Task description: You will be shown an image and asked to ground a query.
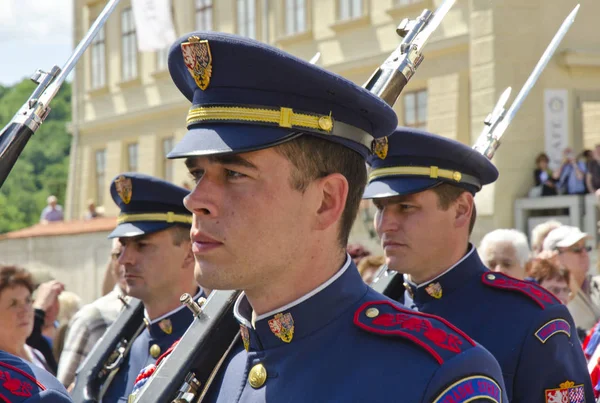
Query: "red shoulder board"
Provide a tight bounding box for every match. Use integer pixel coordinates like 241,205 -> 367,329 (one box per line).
0,361 -> 45,402
354,300 -> 476,365
481,272 -> 560,309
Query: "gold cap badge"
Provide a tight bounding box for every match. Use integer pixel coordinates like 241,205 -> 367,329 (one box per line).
114,176 -> 133,205
425,282 -> 443,299
371,136 -> 389,160
181,36 -> 212,91
158,319 -> 173,335
268,312 -> 294,343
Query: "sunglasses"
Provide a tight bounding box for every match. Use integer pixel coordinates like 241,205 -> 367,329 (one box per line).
557,245 -> 592,254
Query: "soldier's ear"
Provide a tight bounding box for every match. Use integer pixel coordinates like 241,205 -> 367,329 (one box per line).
453,191 -> 474,231
313,172 -> 348,232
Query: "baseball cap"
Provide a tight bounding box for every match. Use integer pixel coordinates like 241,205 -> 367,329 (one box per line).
542,225 -> 590,251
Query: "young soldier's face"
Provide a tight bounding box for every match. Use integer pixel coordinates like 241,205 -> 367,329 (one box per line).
184,148 -> 314,293
118,229 -> 191,302
373,189 -> 467,282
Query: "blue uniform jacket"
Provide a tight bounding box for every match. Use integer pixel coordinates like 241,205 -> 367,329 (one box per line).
101,291 -> 201,402
204,256 -> 507,403
0,350 -> 72,402
404,246 -> 593,403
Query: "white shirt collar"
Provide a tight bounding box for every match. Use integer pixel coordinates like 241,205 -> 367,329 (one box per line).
235,254 -> 352,328
407,245 -> 475,289
144,288 -> 203,325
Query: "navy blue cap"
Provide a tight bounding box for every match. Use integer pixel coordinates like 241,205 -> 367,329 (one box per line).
364,127 -> 499,199
108,173 -> 192,239
166,31 -> 398,159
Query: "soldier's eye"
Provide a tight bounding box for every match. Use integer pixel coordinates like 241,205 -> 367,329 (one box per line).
225,169 -> 246,179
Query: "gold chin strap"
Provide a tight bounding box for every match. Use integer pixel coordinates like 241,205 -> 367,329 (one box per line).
117,212 -> 193,225
186,104 -> 373,149
368,166 -> 481,188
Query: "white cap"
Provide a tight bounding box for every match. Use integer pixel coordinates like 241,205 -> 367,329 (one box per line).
542,225 -> 589,251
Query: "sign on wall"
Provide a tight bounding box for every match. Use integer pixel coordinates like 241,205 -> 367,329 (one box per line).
544,89 -> 569,171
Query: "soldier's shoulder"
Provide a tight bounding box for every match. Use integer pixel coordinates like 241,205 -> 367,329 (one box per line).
0,351 -> 72,402
481,271 -> 561,309
353,297 -> 477,365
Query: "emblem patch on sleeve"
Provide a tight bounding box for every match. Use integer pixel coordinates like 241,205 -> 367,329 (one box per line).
545,380 -> 585,403
433,376 -> 501,403
535,318 -> 571,344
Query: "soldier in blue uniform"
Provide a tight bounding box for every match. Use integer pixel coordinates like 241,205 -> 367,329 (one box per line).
0,350 -> 72,402
100,173 -> 204,402
366,127 -> 593,402
160,31 -> 507,402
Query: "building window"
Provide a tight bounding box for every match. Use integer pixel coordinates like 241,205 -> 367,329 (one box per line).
156,47 -> 169,71
285,0 -> 306,36
162,137 -> 175,182
196,0 -> 213,30
237,0 -> 256,39
90,26 -> 106,89
121,7 -> 138,81
338,0 -> 363,20
127,143 -> 138,172
95,149 -> 106,206
403,90 -> 428,129
394,0 -> 420,5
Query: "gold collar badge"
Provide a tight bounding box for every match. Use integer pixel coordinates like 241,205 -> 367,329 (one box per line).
268,312 -> 294,343
158,319 -> 173,335
425,282 -> 443,299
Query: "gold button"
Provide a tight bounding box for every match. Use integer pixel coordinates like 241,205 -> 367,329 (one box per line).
452,171 -> 462,182
248,363 -> 267,389
318,116 -> 333,132
149,344 -> 161,359
487,274 -> 496,281
365,307 -> 379,318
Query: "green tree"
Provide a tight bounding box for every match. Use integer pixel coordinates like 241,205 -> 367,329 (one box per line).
0,80 -> 72,233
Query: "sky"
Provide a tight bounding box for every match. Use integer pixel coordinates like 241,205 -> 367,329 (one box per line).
0,0 -> 74,86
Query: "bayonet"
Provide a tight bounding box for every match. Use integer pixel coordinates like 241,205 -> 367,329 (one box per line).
363,0 -> 456,106
473,4 -> 580,159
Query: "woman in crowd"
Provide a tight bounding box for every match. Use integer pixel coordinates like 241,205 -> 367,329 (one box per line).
526,257 -> 571,304
0,265 -> 52,372
533,152 -> 557,196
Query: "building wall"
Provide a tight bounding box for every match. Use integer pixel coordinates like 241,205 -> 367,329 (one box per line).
0,231 -> 113,304
67,0 -> 600,250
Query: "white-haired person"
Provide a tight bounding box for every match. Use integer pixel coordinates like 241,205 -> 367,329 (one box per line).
479,229 -> 531,280
530,219 -> 562,257
40,195 -> 64,224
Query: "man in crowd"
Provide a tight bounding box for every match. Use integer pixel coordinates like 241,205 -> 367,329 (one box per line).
157,31 -> 506,402
40,195 -> 64,223
479,228 -> 531,279
367,127 -> 592,401
57,238 -> 127,387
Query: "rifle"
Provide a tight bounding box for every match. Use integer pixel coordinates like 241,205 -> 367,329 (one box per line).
71,297 -> 144,403
363,0 -> 456,105
0,0 -> 123,188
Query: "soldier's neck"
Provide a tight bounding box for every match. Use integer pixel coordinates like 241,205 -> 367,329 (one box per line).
409,242 -> 470,285
245,248 -> 347,317
144,285 -> 199,321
